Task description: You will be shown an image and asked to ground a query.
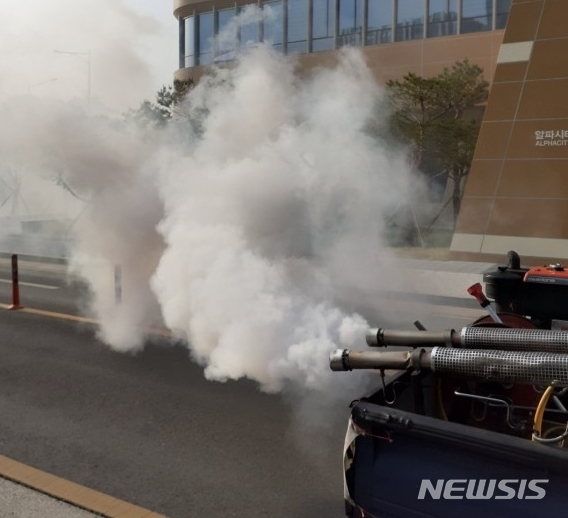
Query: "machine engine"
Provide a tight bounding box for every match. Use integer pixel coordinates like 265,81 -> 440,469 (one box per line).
484,250 -> 568,327
331,251 -> 568,442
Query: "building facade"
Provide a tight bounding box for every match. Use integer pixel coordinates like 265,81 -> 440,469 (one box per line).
450,0 -> 568,265
174,0 -> 511,85
176,1 -> 567,260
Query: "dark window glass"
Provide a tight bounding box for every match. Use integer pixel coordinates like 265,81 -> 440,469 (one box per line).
461,0 -> 492,33
263,0 -> 283,51
287,0 -> 308,54
217,8 -> 237,60
198,12 -> 214,65
496,0 -> 512,29
338,0 -> 364,47
184,16 -> 195,67
396,0 -> 424,41
366,1 -> 393,45
239,6 -> 260,48
428,0 -> 457,37
312,0 -> 334,52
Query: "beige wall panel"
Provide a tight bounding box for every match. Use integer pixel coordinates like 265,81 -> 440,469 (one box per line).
175,65 -> 208,83
537,0 -> 568,40
488,32 -> 507,82
452,0 -> 568,261
371,66 -> 424,84
487,198 -> 568,238
492,31 -> 506,48
526,38 -> 568,80
506,120 -> 568,159
493,61 -> 528,82
497,159 -> 568,197
362,41 -> 424,69
421,57 -> 493,81
483,82 -> 523,121
314,34 -> 502,84
516,79 -> 568,120
420,63 -> 451,78
296,51 -> 339,74
423,33 -> 495,63
473,122 -> 514,159
454,198 -> 494,233
355,31 -> 498,85
462,160 -> 503,197
503,1 -> 544,43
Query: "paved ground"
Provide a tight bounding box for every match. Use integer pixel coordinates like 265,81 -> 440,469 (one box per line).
0,252 -> 495,518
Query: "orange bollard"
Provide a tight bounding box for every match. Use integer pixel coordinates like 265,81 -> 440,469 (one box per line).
9,254 -> 23,310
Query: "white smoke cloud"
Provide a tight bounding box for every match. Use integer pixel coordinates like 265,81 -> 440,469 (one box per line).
150,46 -> 414,392
0,97 -> 166,348
0,0 -> 171,111
0,10 -> 419,392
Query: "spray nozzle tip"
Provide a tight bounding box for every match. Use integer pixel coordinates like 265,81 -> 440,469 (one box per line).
467,282 -> 488,304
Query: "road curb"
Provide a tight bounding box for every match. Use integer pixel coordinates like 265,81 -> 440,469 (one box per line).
0,454 -> 169,518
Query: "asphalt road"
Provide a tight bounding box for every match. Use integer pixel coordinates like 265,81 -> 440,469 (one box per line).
0,261 -> 355,518
0,258 -> 84,316
0,257 -> 486,517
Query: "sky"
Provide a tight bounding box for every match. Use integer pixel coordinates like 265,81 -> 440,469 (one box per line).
0,0 -> 180,111
122,0 -> 179,87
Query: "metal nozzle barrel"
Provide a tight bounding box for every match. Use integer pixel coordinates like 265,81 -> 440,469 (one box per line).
330,347 -> 568,387
330,348 -> 431,372
366,327 -> 458,348
366,326 -> 568,354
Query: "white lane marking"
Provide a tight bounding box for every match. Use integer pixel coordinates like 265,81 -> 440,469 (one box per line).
0,279 -> 59,290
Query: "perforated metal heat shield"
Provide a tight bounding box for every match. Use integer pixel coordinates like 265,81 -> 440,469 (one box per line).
431,347 -> 568,386
461,327 -> 568,353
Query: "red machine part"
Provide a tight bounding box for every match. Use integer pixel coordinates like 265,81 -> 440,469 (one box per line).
470,312 -> 536,329
524,264 -> 568,284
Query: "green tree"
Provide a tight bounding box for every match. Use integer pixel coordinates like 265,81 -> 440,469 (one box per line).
128,78 -> 194,128
386,72 -> 447,173
386,60 -> 489,225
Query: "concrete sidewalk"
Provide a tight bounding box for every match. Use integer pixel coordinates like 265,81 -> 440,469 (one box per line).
0,477 -> 98,518
0,454 -> 168,518
396,257 -> 496,298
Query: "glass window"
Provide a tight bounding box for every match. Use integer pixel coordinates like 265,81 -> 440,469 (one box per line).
239,6 -> 260,48
263,1 -> 283,51
428,0 -> 457,37
217,8 -> 237,60
396,0 -> 424,41
461,0 -> 492,34
287,0 -> 308,54
338,0 -> 364,47
366,1 -> 393,45
312,0 -> 334,52
496,0 -> 512,29
184,16 -> 195,67
198,12 -> 214,65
